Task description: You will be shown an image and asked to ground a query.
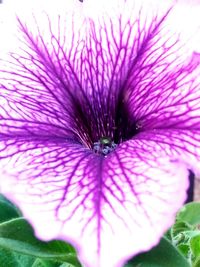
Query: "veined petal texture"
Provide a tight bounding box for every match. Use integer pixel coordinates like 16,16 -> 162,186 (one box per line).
0,137 -> 189,267
0,0 -> 200,267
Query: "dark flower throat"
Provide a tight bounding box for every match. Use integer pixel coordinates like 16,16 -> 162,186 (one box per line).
71,90 -> 141,156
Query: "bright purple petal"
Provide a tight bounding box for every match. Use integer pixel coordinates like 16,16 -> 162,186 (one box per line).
0,1 -> 200,267
0,137 -> 189,267
0,0 -> 199,142
135,129 -> 200,176
126,46 -> 200,132
0,1 -> 85,140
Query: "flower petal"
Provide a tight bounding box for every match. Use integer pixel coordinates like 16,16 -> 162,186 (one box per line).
2,0 -> 199,140
0,1 -> 199,267
134,129 -> 200,176
122,4 -> 200,129
0,0 -> 86,139
126,44 -> 200,131
0,137 -> 189,267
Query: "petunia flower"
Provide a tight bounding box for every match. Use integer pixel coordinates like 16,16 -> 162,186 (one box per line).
0,0 -> 200,266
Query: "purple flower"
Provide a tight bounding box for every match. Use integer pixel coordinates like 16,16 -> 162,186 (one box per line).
0,0 -> 200,266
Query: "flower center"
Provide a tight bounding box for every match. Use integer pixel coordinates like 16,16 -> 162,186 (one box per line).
93,136 -> 117,156
71,90 -> 142,152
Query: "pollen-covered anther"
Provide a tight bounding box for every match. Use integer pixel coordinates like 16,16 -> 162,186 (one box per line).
93,136 -> 117,156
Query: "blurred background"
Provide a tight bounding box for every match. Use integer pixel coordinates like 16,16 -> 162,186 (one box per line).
195,179 -> 200,201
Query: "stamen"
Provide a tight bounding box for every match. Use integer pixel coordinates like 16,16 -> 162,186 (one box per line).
93,136 -> 117,156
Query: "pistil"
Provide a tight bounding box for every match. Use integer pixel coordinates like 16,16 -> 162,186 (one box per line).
93,136 -> 117,156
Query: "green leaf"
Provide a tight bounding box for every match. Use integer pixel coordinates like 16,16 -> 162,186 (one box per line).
171,221 -> 192,239
0,248 -> 35,267
31,258 -> 70,267
164,228 -> 172,241
176,202 -> 200,226
59,264 -> 79,267
0,195 -> 21,223
190,234 -> 200,258
193,256 -> 200,267
124,237 -> 190,267
31,259 -> 76,267
0,250 -> 70,267
176,243 -> 190,258
31,259 -> 49,267
0,218 -> 81,266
